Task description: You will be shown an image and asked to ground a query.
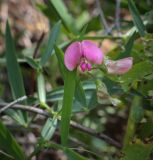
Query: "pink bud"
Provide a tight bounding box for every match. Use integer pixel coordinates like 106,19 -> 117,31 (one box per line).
80,62 -> 87,72
64,40 -> 104,71
105,57 -> 133,75
86,63 -> 92,71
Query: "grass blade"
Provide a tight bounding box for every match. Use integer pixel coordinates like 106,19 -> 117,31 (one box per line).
128,0 -> 145,37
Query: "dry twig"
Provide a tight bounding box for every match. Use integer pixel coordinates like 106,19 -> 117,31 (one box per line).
0,102 -> 122,148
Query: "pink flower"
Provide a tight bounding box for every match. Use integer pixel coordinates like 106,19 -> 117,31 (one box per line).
64,40 -> 104,72
105,57 -> 133,75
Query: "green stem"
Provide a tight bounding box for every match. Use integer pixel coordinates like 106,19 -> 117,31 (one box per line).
61,70 -> 76,146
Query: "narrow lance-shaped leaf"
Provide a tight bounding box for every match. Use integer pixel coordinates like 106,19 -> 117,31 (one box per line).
0,121 -> 26,160
128,0 -> 145,37
123,96 -> 143,147
61,70 -> 76,146
54,45 -> 67,78
41,117 -> 58,141
117,31 -> 137,59
37,72 -> 46,103
65,148 -> 88,160
75,78 -> 87,108
25,56 -> 40,70
5,21 -> 27,125
49,0 -> 78,34
40,21 -> 61,66
5,21 -> 26,100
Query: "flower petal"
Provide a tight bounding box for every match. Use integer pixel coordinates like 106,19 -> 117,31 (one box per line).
64,42 -> 82,71
81,40 -> 103,64
105,57 -> 133,75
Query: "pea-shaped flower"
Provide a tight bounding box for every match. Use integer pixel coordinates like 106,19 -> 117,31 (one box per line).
105,57 -> 133,75
64,40 -> 104,72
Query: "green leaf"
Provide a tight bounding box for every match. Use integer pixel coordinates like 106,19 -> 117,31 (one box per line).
41,118 -> 57,141
117,31 -> 137,59
37,73 -> 46,103
138,120 -> 153,139
47,87 -> 64,102
121,142 -> 153,160
5,21 -> 27,125
25,57 -> 40,70
121,61 -> 153,90
5,21 -> 26,100
0,150 -> 14,160
54,45 -> 67,78
46,81 -> 97,112
65,148 -> 88,160
0,121 -> 26,160
128,0 -> 145,37
5,109 -> 28,126
49,0 -> 78,34
75,78 -> 87,108
40,21 -> 61,66
123,96 -> 143,146
96,79 -> 110,105
61,70 -> 76,146
131,97 -> 144,124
